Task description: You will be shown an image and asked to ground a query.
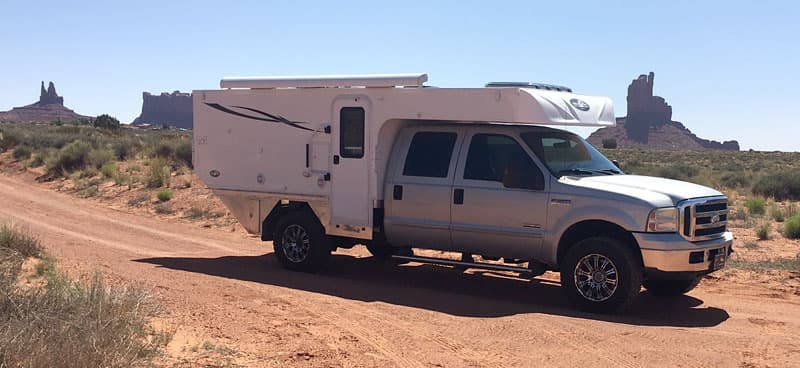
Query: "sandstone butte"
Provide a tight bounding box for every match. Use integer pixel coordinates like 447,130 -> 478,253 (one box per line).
0,81 -> 91,122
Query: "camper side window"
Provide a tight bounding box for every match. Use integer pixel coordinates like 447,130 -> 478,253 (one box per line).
340,107 -> 365,158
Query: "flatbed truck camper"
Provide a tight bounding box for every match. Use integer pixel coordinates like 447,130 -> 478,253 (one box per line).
193,73 -> 733,313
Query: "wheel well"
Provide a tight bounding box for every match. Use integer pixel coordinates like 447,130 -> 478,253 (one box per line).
261,201 -> 318,241
556,220 -> 642,267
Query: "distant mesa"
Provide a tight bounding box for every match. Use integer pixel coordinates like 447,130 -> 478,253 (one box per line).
587,72 -> 739,150
133,91 -> 193,129
0,81 -> 91,122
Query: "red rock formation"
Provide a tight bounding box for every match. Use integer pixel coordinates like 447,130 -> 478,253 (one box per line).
587,72 -> 739,150
133,91 -> 193,129
0,81 -> 90,122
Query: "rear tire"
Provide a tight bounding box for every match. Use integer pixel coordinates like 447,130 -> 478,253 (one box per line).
560,236 -> 643,313
273,212 -> 331,273
643,276 -> 702,297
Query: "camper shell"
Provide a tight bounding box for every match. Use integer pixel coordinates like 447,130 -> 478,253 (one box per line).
193,73 -> 732,313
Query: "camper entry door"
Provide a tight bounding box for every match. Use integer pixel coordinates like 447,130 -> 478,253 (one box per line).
330,97 -> 371,237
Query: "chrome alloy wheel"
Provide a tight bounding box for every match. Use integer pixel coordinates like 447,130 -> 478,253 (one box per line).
281,224 -> 310,263
574,253 -> 619,302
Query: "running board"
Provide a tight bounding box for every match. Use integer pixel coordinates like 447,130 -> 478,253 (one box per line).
391,254 -> 533,274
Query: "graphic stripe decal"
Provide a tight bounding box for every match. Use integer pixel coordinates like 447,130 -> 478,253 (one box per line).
204,102 -> 316,131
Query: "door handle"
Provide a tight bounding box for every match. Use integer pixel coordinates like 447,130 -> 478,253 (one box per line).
453,188 -> 464,205
393,185 -> 403,200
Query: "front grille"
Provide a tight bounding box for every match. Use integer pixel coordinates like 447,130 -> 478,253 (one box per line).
679,197 -> 728,241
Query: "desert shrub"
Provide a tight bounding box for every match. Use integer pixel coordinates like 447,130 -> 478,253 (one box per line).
88,148 -> 115,169
785,214 -> 800,239
719,172 -> 751,189
156,188 -> 173,202
127,194 -> 149,207
756,224 -> 770,240
184,207 -> 205,219
601,138 -> 617,149
0,271 -> 169,368
100,163 -> 118,178
78,185 -> 99,198
153,142 -> 175,159
745,198 -> 766,216
154,203 -> 174,215
0,129 -> 21,151
48,140 -> 91,174
771,205 -> 785,222
655,165 -> 699,181
175,141 -> 193,168
28,155 -> 45,168
0,223 -> 42,257
93,114 -> 120,130
12,145 -> 32,160
729,256 -> 800,271
145,158 -> 171,188
752,173 -> 800,201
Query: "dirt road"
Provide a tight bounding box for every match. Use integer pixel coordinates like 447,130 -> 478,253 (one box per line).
1,172 -> 798,368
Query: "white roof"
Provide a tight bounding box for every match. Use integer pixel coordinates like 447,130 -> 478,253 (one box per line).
220,73 -> 428,89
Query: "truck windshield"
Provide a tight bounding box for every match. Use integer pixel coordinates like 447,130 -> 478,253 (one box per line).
520,131 -> 622,177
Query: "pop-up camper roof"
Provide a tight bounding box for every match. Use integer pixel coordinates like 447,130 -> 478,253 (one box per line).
207,73 -> 615,127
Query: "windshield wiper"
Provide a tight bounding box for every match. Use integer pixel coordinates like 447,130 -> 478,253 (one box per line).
599,168 -> 622,174
556,168 -> 596,177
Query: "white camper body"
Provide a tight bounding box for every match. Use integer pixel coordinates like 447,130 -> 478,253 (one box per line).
192,73 -> 615,240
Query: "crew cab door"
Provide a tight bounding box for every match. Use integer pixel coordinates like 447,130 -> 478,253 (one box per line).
450,129 -> 549,259
384,127 -> 464,250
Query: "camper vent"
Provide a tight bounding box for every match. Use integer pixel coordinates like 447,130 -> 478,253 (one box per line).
220,73 -> 428,89
485,82 -> 572,92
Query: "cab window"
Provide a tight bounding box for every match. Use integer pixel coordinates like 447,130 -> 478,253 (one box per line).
463,134 -> 544,190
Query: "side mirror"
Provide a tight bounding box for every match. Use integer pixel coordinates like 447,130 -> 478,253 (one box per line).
612,160 -> 621,169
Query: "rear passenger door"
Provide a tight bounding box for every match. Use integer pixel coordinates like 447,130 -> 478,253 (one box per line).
384,127 -> 463,250
450,130 -> 549,259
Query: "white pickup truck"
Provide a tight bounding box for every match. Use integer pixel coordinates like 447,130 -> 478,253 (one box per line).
193,74 -> 733,313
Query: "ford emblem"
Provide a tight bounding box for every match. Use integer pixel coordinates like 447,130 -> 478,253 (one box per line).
569,98 -> 590,111
710,215 -> 720,224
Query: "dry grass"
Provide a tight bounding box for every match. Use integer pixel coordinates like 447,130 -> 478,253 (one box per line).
0,224 -> 170,368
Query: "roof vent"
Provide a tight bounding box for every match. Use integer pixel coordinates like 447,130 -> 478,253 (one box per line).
485,82 -> 572,92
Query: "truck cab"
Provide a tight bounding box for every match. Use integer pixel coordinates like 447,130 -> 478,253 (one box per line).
383,123 -> 732,312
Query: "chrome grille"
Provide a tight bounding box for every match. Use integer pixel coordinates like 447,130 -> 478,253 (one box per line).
678,197 -> 728,241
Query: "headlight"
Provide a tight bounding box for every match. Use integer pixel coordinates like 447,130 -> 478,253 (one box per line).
647,207 -> 678,232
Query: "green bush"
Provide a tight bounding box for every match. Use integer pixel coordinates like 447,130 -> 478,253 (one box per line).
100,163 -> 118,178
752,173 -> 800,201
93,114 -> 120,130
145,159 -> 171,188
0,129 -> 21,151
656,165 -> 699,181
771,205 -> 785,222
601,138 -> 617,149
153,142 -> 174,159
756,224 -> 770,240
28,155 -> 45,168
112,140 -> 136,161
785,214 -> 800,239
88,148 -> 115,169
12,145 -> 31,160
745,198 -> 766,216
156,188 -> 173,202
175,141 -> 193,168
720,172 -> 751,189
48,141 -> 91,174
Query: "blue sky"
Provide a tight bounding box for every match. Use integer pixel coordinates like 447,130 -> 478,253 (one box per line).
1,0 -> 798,151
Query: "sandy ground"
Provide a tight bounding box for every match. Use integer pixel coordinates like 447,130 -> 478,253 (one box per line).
1,166 -> 799,367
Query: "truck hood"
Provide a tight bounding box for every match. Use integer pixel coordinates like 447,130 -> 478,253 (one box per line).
562,174 -> 723,205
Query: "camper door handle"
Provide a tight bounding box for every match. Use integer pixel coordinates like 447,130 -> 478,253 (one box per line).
333,155 -> 340,165
393,185 -> 403,200
453,188 -> 464,205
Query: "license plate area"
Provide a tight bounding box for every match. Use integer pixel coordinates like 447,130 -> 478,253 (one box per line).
710,247 -> 727,271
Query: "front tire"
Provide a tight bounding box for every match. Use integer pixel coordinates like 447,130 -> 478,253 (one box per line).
643,276 -> 702,297
273,212 -> 331,272
560,236 -> 643,313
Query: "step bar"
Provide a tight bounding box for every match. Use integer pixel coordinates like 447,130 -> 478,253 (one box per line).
391,254 -> 537,274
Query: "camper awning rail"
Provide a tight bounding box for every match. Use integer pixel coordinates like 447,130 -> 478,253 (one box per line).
220,73 -> 428,89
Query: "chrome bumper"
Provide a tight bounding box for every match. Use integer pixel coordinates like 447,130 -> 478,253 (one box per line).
635,231 -> 734,273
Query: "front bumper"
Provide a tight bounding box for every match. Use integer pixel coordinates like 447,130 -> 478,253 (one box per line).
634,231 -> 734,273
